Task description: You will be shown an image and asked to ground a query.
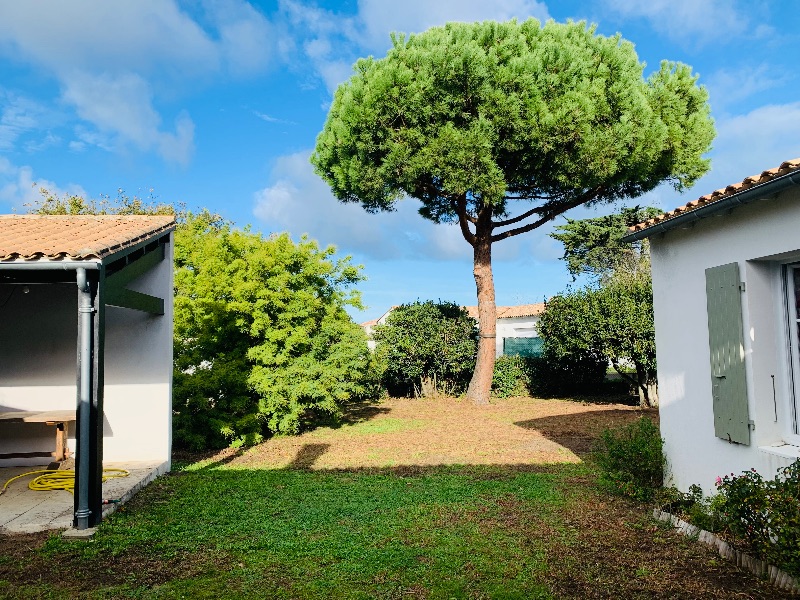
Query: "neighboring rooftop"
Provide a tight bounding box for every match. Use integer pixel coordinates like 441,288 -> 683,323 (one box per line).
0,215 -> 175,261
464,303 -> 546,320
626,158 -> 800,239
360,302 -> 546,329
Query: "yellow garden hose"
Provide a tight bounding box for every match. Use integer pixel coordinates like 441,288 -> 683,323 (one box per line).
1,468 -> 129,496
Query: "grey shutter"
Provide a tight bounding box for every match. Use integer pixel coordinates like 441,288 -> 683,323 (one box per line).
705,262 -> 750,444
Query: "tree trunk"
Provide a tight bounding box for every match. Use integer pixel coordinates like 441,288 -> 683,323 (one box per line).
635,364 -> 658,408
645,381 -> 658,407
465,213 -> 496,405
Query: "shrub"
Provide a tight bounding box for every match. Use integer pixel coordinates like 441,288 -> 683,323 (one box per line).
373,300 -> 477,397
491,355 -> 530,398
660,484 -> 726,534
714,460 -> 800,577
593,417 -> 664,501
172,212 -> 381,450
536,278 -> 657,407
525,351 -> 608,397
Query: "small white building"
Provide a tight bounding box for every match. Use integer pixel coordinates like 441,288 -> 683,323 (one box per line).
362,303 -> 545,357
623,158 -> 800,493
464,303 -> 545,357
0,215 -> 174,529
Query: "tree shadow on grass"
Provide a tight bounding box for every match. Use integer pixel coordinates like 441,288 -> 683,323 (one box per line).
173,400 -> 391,468
307,400 -> 392,430
288,443 -> 331,469
515,407 -> 659,458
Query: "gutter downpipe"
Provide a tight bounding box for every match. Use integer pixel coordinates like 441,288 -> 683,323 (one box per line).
622,171 -> 800,243
75,267 -> 94,530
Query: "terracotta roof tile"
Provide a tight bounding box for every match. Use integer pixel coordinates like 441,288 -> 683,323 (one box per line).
628,158 -> 800,234
464,303 -> 545,319
0,215 -> 175,261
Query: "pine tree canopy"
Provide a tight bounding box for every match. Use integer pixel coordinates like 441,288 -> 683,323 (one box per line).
312,19 -> 714,229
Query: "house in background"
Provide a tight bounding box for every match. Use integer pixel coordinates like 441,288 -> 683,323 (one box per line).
623,158 -> 800,493
0,215 -> 175,529
362,303 -> 545,357
463,303 -> 545,357
360,306 -> 396,351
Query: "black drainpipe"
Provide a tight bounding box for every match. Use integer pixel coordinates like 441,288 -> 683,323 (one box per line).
75,267 -> 94,530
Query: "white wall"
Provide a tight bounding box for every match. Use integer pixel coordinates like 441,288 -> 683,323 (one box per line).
495,315 -> 539,357
103,237 -> 173,466
0,236 -> 173,468
651,186 -> 800,493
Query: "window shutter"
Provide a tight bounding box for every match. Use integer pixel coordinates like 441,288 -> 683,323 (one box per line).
705,262 -> 750,445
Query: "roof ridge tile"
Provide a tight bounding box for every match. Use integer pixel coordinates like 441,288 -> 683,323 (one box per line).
628,158 -> 800,233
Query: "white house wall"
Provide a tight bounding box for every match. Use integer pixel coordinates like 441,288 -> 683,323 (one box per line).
103,237 -> 174,466
495,316 -> 540,357
0,235 -> 174,469
650,186 -> 800,493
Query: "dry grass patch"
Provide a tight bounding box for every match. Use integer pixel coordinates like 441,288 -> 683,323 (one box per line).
220,396 -> 650,470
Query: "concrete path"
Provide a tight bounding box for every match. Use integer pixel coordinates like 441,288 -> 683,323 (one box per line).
0,461 -> 167,534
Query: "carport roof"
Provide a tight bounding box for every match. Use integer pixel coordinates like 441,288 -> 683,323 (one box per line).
0,215 -> 175,261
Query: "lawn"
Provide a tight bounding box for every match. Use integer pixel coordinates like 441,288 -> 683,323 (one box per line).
0,397 -> 788,599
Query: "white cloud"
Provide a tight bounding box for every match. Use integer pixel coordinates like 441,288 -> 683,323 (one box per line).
602,0 -> 768,45
253,150 -> 564,263
0,92 -> 56,152
705,64 -> 789,114
0,2 -> 218,75
639,102 -> 800,212
277,0 -> 551,93
0,161 -> 87,211
24,132 -> 61,153
709,102 -> 800,182
357,0 -> 551,52
60,71 -> 195,165
0,0 -> 274,163
253,111 -> 296,125
253,150 -> 471,260
201,0 -> 274,76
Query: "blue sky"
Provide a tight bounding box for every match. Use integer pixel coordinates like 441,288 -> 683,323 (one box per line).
1,1 -> 799,322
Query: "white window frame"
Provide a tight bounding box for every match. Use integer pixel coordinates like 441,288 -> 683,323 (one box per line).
781,263 -> 800,446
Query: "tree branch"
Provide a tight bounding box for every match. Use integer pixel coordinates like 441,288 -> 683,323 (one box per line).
453,195 -> 476,246
450,198 -> 477,224
504,194 -> 551,200
492,206 -> 540,228
490,187 -> 604,243
611,360 -> 638,388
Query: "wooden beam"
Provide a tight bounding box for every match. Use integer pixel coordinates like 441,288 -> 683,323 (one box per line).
105,244 -> 165,314
0,451 -> 53,459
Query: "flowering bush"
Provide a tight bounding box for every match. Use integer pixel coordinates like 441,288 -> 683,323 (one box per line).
660,484 -> 727,534
714,460 -> 800,577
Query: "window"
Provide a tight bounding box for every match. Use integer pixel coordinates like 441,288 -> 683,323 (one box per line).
782,264 -> 800,438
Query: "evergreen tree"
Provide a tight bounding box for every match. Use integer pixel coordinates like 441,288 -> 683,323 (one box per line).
312,19 -> 714,404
